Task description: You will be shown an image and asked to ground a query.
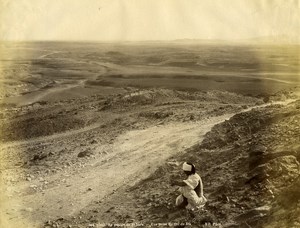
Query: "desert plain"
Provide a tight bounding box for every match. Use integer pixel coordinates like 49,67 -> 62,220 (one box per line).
0,41 -> 300,227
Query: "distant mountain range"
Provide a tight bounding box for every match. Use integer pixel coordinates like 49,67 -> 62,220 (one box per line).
1,36 -> 299,45
238,35 -> 300,44
125,36 -> 299,45
170,36 -> 300,45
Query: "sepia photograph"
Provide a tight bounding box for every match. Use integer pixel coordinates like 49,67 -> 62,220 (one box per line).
0,0 -> 299,227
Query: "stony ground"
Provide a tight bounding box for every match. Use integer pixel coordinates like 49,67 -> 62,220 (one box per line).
39,89 -> 300,228
0,87 -> 299,228
1,42 -> 299,228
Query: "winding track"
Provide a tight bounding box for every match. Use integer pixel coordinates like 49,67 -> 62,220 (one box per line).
1,100 -> 296,227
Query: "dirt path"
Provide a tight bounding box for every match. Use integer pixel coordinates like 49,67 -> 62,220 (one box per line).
3,113 -> 235,227
38,51 -> 65,59
2,100 -> 296,227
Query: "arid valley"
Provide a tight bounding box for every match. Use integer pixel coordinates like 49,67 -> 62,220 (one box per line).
0,41 -> 300,228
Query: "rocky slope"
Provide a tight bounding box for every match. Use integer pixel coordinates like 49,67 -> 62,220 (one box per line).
47,90 -> 300,228
0,89 -> 260,142
1,88 -> 266,228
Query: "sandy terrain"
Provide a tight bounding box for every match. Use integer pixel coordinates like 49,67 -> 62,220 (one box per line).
0,42 -> 299,228
1,115 -> 229,224
1,88 -> 260,226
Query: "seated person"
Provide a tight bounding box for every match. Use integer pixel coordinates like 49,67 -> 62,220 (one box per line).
171,162 -> 207,210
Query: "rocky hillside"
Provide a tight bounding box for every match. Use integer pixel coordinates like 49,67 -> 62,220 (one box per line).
52,95 -> 300,228
197,100 -> 300,227
0,89 -> 260,142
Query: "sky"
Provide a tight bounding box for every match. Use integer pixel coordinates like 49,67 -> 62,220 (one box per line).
0,0 -> 299,42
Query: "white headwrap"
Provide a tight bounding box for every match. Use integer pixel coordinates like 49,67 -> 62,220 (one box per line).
182,162 -> 192,172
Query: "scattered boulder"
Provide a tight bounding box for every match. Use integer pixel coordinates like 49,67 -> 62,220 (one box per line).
247,155 -> 299,186
235,205 -> 271,226
32,152 -> 49,161
266,155 -> 299,181
90,139 -> 98,144
77,149 -> 92,158
249,144 -> 267,157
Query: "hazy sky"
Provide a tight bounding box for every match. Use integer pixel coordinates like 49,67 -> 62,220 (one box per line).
0,0 -> 299,42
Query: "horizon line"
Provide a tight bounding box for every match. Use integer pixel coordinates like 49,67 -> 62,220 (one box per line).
1,38 -> 299,45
